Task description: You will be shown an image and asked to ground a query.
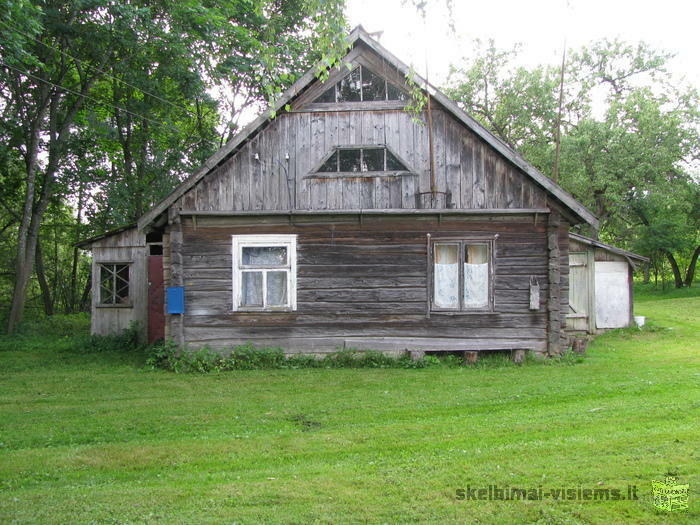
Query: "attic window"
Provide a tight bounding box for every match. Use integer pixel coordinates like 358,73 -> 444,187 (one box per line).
314,65 -> 408,103
317,147 -> 408,173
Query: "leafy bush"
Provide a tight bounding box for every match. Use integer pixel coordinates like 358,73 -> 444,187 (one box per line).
145,344 -> 456,373
145,343 -> 590,373
14,313 -> 91,337
70,322 -> 144,354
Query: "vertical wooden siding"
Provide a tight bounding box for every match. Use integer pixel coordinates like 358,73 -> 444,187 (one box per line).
90,228 -> 147,337
175,109 -> 549,214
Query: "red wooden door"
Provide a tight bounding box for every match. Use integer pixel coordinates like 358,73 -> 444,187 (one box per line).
147,255 -> 165,343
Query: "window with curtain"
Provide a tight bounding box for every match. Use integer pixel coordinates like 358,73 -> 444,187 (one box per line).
432,240 -> 492,311
232,235 -> 297,311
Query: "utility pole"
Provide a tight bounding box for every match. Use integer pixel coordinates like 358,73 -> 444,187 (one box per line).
553,43 -> 566,183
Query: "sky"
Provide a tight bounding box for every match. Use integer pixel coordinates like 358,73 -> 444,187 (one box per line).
346,0 -> 700,88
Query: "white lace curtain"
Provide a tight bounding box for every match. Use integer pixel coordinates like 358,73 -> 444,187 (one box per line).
434,243 -> 489,309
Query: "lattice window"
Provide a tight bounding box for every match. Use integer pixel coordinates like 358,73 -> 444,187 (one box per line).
99,263 -> 131,306
314,65 -> 407,103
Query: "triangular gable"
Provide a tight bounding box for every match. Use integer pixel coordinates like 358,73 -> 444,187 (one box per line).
138,25 -> 598,231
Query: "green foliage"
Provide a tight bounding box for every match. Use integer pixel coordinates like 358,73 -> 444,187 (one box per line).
3,314 -> 143,354
634,281 -> 700,300
446,39 -> 564,162
445,38 -> 700,286
71,323 -> 144,354
0,1 -> 348,328
71,0 -> 348,227
13,312 -> 90,337
145,343 -> 445,372
404,66 -> 429,124
144,343 -> 584,373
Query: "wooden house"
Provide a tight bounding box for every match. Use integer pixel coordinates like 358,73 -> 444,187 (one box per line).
79,26 -> 606,359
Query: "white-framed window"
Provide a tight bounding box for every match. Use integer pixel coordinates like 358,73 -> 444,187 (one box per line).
431,239 -> 494,312
98,262 -> 131,307
232,235 -> 297,311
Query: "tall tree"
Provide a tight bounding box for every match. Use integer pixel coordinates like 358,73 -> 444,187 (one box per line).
445,39 -> 700,286
1,0 -> 127,332
1,0 -> 348,331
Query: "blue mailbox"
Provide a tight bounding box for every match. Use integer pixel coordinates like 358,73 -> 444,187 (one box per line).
166,286 -> 185,314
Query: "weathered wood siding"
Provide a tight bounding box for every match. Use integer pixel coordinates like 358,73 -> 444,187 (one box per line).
566,237 -> 633,333
171,214 -> 558,353
173,106 -> 549,214
90,228 -> 147,337
556,219 -> 570,349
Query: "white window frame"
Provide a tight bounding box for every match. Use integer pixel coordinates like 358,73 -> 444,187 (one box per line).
232,234 -> 297,312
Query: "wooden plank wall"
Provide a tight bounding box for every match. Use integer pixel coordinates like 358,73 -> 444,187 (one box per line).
567,237 -> 633,334
175,109 -> 549,214
90,228 -> 148,337
176,215 -> 551,353
558,220 -> 570,349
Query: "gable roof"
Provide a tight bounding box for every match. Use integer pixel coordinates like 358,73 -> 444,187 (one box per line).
75,223 -> 137,248
569,232 -> 649,266
138,25 -> 598,231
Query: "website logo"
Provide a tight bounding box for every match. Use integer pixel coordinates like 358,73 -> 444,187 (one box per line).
651,476 -> 689,512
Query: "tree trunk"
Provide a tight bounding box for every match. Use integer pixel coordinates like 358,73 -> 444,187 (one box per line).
7,189 -> 52,332
662,249 -> 684,288
6,99 -> 47,333
35,238 -> 54,316
643,264 -> 650,284
79,274 -> 92,312
685,245 -> 700,287
67,183 -> 85,314
6,72 -> 93,332
67,245 -> 80,314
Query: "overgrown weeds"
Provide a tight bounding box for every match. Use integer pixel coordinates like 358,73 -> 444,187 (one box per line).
1,314 -> 589,372
0,315 -> 144,355
70,323 -> 144,354
144,342 -> 587,373
144,342 -> 444,373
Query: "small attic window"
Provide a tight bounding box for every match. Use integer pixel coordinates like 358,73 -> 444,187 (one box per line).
315,65 -> 408,103
317,147 -> 408,173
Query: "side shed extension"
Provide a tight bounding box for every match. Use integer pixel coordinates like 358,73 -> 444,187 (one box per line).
567,233 -> 648,333
76,225 -> 148,338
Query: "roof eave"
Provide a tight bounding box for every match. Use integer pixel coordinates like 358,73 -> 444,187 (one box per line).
75,223 -> 137,248
569,232 -> 649,264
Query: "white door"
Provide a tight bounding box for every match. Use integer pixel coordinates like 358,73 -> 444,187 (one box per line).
595,261 -> 630,329
567,252 -> 591,331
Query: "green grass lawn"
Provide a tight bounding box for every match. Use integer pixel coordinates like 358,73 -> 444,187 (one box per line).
1,292 -> 698,524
